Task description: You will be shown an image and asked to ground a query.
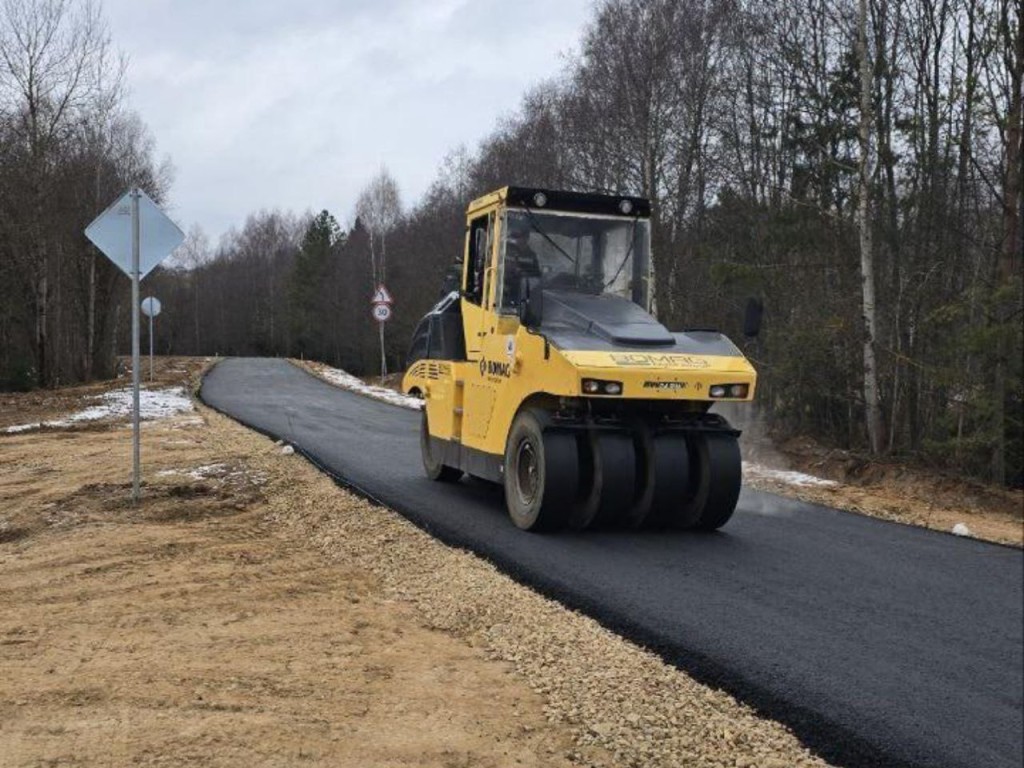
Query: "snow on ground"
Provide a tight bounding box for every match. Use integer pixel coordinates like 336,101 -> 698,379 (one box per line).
156,462 -> 268,485
157,463 -> 227,480
3,387 -> 194,434
312,365 -> 423,411
744,462 -> 838,488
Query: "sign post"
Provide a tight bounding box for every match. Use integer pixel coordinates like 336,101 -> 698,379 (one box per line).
371,284 -> 393,380
85,188 -> 183,503
141,297 -> 162,382
131,190 -> 141,501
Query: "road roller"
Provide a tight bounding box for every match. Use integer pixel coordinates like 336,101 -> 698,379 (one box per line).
403,186 -> 758,531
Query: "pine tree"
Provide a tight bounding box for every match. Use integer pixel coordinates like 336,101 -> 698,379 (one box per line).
289,210 -> 340,357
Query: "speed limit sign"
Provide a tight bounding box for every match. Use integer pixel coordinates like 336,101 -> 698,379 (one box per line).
372,302 -> 392,322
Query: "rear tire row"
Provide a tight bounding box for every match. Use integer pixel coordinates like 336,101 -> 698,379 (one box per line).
503,408 -> 742,532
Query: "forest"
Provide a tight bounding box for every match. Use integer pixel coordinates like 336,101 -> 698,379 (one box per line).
1,0 -> 1021,486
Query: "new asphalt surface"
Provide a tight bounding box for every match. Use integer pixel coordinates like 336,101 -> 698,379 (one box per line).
201,358 -> 1023,768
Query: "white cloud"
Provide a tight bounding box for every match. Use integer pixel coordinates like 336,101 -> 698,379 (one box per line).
103,0 -> 591,239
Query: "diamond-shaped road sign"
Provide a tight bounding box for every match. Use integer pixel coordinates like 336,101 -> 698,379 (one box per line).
85,189 -> 184,279
84,188 -> 183,505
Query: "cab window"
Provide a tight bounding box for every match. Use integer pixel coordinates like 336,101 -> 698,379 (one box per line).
464,213 -> 493,305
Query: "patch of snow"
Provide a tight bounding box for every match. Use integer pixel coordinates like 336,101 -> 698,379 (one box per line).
952,522 -> 972,537
2,386 -> 194,434
156,463 -> 267,486
744,463 -> 838,488
4,423 -> 40,433
181,463 -> 228,480
312,365 -> 423,411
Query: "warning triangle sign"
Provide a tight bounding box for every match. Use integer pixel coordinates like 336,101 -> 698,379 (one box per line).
371,284 -> 393,305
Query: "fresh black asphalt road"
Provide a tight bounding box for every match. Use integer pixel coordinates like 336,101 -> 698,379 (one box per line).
202,358 -> 1023,768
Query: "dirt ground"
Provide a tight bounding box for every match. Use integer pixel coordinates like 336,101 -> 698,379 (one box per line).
0,360 -> 594,767
742,435 -> 1023,547
1,358 -> 828,767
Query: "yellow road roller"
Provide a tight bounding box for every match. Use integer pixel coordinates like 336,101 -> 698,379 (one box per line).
403,187 -> 758,531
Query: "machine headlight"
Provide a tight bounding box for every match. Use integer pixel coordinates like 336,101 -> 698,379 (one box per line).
533,192 -> 547,207
619,199 -> 633,214
582,378 -> 622,396
709,383 -> 749,398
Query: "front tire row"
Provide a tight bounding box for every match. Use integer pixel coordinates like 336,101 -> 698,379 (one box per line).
421,407 -> 743,533
502,408 -> 742,533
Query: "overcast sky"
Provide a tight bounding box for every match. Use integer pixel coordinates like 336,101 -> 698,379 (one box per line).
103,0 -> 593,243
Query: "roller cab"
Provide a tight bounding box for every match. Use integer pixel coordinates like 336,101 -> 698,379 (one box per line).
403,186 -> 757,531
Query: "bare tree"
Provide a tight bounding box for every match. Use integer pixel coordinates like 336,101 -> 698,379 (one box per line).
981,0 -> 1023,482
355,166 -> 402,287
0,0 -> 122,385
857,0 -> 885,453
354,167 -> 402,377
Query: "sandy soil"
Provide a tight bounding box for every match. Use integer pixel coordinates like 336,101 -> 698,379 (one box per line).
1,358 -> 830,767
0,360 -> 597,767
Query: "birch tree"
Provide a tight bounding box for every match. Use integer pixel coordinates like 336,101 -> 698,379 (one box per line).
857,0 -> 885,453
355,167 -> 402,287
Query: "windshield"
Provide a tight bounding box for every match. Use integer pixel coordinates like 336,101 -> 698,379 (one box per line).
497,209 -> 651,313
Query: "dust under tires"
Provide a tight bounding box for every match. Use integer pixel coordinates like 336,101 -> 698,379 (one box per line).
420,412 -> 463,483
504,409 -> 578,531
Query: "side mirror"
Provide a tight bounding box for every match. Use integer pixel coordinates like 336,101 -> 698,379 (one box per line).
519,277 -> 544,328
743,297 -> 763,338
441,263 -> 461,296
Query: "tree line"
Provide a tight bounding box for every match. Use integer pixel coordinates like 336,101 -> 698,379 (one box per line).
1,0 -> 170,389
2,0 -> 1021,486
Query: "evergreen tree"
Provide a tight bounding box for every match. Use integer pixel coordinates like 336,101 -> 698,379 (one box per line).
290,210 -> 341,357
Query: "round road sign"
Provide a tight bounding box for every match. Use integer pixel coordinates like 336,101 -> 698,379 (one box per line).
141,296 -> 162,317
372,302 -> 392,322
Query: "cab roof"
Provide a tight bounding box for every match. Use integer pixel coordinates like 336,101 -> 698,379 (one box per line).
467,186 -> 651,219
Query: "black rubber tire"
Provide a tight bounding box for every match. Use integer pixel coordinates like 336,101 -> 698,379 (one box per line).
679,432 -> 742,531
645,432 -> 691,528
622,423 -> 655,529
570,430 -> 636,530
420,412 -> 463,483
504,409 -> 577,531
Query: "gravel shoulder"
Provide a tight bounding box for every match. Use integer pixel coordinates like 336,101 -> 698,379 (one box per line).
0,358 -> 829,767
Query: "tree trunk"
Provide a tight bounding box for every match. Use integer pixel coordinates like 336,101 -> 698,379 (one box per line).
36,272 -> 48,387
194,274 -> 201,352
86,252 -> 96,380
858,0 -> 885,454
